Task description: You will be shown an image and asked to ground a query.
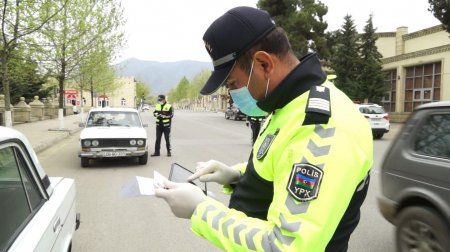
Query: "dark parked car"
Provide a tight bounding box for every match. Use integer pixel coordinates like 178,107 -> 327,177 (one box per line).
378,101 -> 450,252
225,105 -> 246,120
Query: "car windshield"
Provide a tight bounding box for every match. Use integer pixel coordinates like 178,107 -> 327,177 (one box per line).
86,111 -> 141,127
359,106 -> 385,114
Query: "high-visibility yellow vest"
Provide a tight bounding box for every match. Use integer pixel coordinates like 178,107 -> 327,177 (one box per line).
191,81 -> 373,251
154,103 -> 172,124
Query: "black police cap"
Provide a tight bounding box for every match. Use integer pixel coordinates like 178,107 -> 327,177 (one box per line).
158,94 -> 165,100
200,6 -> 276,95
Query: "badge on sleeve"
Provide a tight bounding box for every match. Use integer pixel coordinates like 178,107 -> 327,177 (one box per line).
287,163 -> 324,202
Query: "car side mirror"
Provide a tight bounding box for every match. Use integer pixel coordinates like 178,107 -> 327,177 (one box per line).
142,123 -> 148,128
78,123 -> 85,128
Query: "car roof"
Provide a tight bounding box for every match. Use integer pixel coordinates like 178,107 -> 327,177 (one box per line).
356,103 -> 381,107
88,107 -> 139,113
0,126 -> 50,193
415,101 -> 450,110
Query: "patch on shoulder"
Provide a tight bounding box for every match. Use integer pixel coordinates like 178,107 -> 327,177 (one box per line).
287,163 -> 324,202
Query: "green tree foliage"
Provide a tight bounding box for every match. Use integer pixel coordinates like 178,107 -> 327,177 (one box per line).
357,15 -> 388,103
136,80 -> 150,105
169,76 -> 190,103
257,0 -> 330,59
428,0 -> 450,33
7,52 -> 48,104
0,0 -> 68,116
330,15 -> 360,98
39,0 -> 125,109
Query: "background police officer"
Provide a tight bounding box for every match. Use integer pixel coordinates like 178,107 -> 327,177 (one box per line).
151,94 -> 173,157
246,115 -> 265,145
156,6 -> 373,251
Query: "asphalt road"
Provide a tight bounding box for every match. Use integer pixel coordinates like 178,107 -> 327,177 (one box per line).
37,110 -> 398,252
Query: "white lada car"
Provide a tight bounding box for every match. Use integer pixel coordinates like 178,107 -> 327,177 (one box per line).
79,108 -> 148,167
0,126 -> 79,252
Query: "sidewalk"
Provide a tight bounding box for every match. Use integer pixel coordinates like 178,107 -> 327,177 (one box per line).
13,114 -> 85,154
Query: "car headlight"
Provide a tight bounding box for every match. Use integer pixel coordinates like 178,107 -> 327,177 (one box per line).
92,140 -> 99,147
137,139 -> 144,146
83,140 -> 91,147
130,139 -> 137,146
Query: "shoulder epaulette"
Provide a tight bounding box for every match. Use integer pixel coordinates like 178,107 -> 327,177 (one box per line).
302,85 -> 331,125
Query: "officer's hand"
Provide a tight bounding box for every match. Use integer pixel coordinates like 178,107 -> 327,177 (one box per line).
188,160 -> 240,185
155,180 -> 206,219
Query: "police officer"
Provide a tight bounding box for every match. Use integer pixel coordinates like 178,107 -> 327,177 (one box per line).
151,94 -> 173,157
246,115 -> 265,145
156,6 -> 373,252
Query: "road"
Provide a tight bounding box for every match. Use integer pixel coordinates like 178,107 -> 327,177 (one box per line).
37,110 -> 398,252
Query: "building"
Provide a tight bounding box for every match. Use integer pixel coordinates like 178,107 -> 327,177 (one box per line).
377,25 -> 450,120
65,77 -> 137,110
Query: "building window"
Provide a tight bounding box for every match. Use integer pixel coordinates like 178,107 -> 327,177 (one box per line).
121,98 -> 126,106
382,69 -> 397,112
404,62 -> 441,112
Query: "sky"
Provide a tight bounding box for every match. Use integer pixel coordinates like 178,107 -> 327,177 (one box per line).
116,0 -> 441,63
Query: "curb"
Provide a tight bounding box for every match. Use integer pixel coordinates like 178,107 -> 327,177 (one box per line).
33,127 -> 82,154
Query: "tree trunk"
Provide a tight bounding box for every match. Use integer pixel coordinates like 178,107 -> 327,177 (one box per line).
1,51 -> 13,127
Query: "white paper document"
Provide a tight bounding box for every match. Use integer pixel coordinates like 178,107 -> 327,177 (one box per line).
118,171 -> 167,198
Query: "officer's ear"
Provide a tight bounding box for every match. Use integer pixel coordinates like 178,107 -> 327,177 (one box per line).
253,51 -> 274,80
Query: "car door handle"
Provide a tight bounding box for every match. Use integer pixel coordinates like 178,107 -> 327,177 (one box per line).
53,217 -> 61,233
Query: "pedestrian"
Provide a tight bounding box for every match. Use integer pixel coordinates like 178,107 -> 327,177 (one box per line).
151,94 -> 173,157
155,6 -> 373,252
246,115 -> 265,145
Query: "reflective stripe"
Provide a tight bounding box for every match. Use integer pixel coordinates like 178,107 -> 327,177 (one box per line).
279,213 -> 301,232
233,224 -> 247,245
261,233 -> 272,252
211,211 -> 226,230
213,52 -> 236,67
268,232 -> 283,252
221,218 -> 235,238
201,205 -> 217,222
314,125 -> 336,138
273,226 -> 295,245
245,228 -> 261,251
307,139 -> 330,157
285,195 -> 310,215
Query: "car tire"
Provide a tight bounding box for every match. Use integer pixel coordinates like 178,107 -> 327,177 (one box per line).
374,133 -> 384,139
395,206 -> 450,252
139,152 -> 148,165
81,157 -> 89,167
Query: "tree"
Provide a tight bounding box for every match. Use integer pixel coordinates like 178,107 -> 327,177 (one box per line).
0,0 -> 68,127
428,0 -> 450,33
136,80 -> 150,106
39,0 -> 125,126
357,15 -> 388,103
257,0 -> 330,59
169,76 -> 190,103
330,15 -> 360,98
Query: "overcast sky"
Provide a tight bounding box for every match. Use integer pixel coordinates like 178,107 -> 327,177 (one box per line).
116,0 -> 440,63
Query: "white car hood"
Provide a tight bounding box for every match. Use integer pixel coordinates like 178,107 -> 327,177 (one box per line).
80,127 -> 147,139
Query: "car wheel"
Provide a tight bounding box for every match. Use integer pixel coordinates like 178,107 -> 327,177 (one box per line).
225,113 -> 229,119
396,206 -> 450,252
374,133 -> 384,139
139,152 -> 148,165
81,157 -> 89,167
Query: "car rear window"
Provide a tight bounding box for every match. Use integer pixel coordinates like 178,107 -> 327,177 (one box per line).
359,106 -> 385,114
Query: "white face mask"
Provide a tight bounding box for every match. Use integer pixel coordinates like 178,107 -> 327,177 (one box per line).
159,101 -> 164,105
229,60 -> 269,117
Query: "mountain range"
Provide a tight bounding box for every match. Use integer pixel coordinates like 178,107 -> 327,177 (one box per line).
114,58 -> 213,95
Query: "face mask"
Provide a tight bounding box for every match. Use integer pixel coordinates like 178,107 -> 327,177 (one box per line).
229,61 -> 269,117
158,100 -> 164,105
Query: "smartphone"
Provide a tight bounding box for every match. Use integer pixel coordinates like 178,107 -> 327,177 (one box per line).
169,163 -> 207,194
